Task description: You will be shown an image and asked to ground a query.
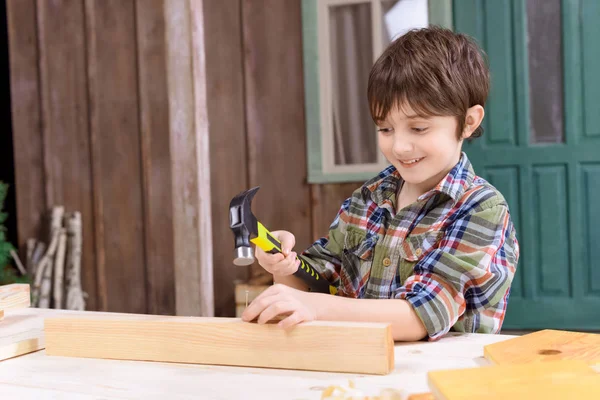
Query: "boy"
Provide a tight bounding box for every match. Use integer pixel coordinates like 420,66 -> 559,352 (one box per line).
242,26 -> 519,341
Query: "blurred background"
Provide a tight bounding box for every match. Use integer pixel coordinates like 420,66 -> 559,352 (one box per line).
0,0 -> 598,332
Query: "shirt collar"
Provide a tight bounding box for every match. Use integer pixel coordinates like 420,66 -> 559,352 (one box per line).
361,152 -> 475,207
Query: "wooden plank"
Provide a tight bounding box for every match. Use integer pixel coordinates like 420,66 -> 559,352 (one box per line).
164,0 -> 214,316
0,284 -> 30,312
1,308 -> 99,362
190,0 -> 215,317
427,360 -> 600,400
36,0 -> 97,311
310,183 -> 359,240
44,314 -> 394,375
135,0 -> 175,316
242,0 -> 312,280
6,0 -> 46,257
203,0 -> 249,317
1,308 -> 53,361
85,0 -> 147,313
0,312 -> 44,361
484,329 -> 600,366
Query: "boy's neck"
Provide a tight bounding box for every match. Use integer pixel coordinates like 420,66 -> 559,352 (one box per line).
395,150 -> 463,210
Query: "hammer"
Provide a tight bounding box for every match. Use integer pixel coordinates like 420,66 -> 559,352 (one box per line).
229,186 -> 337,295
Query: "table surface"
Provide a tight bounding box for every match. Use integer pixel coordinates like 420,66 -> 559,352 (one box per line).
0,308 -> 516,399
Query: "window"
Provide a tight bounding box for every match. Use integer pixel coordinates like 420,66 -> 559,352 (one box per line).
302,0 -> 452,183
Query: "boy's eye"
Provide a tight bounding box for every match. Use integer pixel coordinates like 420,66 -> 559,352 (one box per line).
377,127 -> 393,133
411,127 -> 428,133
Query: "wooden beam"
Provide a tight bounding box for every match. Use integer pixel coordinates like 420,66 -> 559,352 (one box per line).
1,308 -> 84,362
0,284 -> 31,318
44,315 -> 394,375
163,0 -> 214,316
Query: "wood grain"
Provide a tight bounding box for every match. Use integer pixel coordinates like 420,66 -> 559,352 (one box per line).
0,284 -> 30,311
135,0 -> 176,316
190,0 -> 215,317
204,0 -> 249,317
428,360 -> 600,400
484,329 -> 600,366
6,0 -> 46,255
36,0 -> 97,311
44,314 -> 394,375
164,0 -> 214,316
1,308 -> 90,362
85,0 -> 147,313
242,0 -> 312,281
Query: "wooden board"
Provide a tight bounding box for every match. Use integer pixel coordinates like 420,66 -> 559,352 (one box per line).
428,360 -> 600,400
135,0 -> 176,316
36,0 -> 97,311
484,329 -> 600,366
6,0 -> 46,254
44,315 -> 394,375
0,308 -> 64,361
0,284 -> 30,314
204,0 -> 249,318
85,0 -> 147,313
242,0 -> 312,282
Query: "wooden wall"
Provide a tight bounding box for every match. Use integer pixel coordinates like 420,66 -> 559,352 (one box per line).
8,0 -> 360,317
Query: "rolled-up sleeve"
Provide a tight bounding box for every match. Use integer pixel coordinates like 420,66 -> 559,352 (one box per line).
394,201 -> 520,340
299,198 -> 351,288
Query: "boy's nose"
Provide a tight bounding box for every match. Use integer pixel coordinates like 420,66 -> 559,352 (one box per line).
392,135 -> 414,155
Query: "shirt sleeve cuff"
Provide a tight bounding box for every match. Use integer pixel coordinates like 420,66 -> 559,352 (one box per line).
396,277 -> 463,341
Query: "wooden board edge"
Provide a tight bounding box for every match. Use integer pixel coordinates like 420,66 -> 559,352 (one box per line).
482,345 -> 496,364
385,324 -> 395,374
407,392 -> 435,400
0,284 -> 31,310
0,337 -> 45,362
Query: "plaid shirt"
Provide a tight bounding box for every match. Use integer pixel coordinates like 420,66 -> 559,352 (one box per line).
300,152 -> 519,340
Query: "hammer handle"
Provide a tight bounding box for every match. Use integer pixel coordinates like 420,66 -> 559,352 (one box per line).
251,222 -> 337,295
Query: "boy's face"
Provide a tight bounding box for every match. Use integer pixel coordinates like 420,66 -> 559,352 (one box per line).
376,103 -> 483,195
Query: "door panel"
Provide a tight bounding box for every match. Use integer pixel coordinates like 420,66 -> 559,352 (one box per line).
455,0 -> 600,329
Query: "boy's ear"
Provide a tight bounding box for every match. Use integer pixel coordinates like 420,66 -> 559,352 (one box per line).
462,105 -> 485,139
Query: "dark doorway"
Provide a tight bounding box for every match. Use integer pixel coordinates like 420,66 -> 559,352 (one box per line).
0,0 -> 18,250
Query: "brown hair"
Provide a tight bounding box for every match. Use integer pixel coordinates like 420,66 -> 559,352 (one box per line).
367,26 -> 490,140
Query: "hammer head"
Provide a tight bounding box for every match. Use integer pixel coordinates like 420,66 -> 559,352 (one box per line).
229,186 -> 260,266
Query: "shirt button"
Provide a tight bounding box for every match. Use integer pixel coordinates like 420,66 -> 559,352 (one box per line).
383,257 -> 392,267
416,248 -> 423,257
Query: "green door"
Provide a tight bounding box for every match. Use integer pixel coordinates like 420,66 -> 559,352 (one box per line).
455,0 -> 600,330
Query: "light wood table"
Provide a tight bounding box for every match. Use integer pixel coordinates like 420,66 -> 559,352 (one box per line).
0,308 -> 516,399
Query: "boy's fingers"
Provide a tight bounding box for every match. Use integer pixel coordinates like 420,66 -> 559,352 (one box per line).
272,230 -> 296,256
278,311 -> 304,330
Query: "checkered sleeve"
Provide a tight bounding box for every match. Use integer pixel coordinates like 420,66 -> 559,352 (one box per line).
298,198 -> 352,288
394,199 -> 520,340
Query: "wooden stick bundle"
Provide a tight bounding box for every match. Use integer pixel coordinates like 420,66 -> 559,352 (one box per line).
28,207 -> 85,310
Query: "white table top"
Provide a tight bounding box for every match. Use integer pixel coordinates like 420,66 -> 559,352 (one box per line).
0,309 -> 516,399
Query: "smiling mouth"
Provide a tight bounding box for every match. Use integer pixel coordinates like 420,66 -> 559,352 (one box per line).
399,157 -> 424,166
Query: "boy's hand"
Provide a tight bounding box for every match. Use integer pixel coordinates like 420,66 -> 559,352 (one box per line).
255,230 -> 300,277
241,283 -> 321,329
